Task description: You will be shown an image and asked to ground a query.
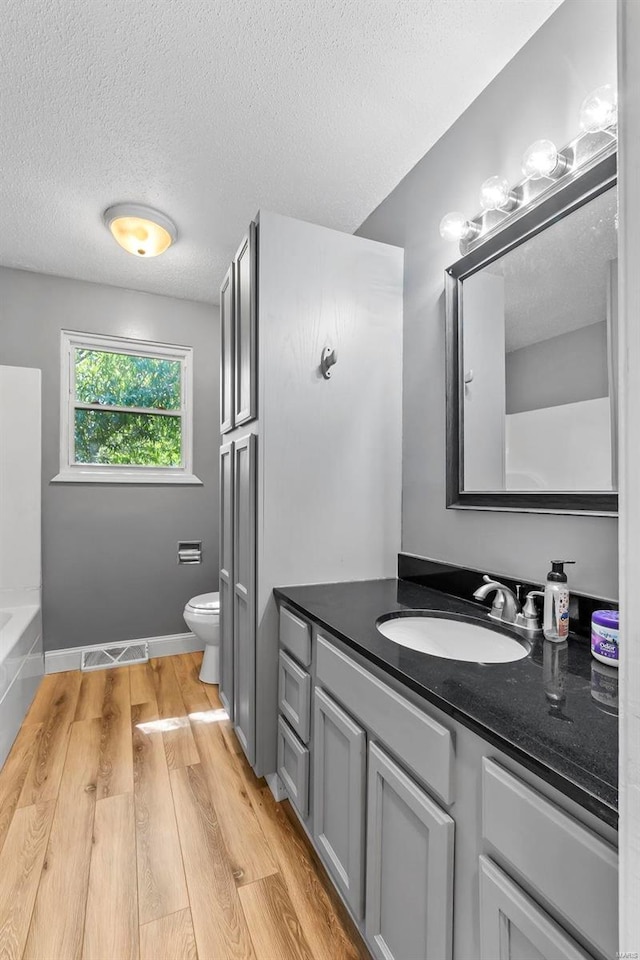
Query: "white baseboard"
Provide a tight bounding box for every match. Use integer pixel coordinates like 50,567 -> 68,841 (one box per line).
44,632 -> 203,674
266,772 -> 287,803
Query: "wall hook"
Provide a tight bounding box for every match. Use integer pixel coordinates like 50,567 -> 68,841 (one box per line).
320,346 -> 337,379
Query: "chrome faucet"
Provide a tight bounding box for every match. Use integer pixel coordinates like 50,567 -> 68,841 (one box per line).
473,575 -> 542,634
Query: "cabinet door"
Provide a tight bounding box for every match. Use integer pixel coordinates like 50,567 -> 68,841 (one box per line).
365,742 -> 454,960
479,857 -> 594,960
218,440 -> 234,717
220,266 -> 234,434
313,687 -> 366,919
233,433 -> 257,764
234,222 -> 257,426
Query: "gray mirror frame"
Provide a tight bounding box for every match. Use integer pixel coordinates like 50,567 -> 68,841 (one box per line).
445,150 -> 618,515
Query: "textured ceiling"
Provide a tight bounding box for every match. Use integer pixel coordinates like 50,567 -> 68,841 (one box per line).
1,0 -> 561,304
481,187 -> 617,352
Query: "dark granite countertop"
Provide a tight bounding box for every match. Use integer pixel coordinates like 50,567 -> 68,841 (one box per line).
273,578 -> 618,828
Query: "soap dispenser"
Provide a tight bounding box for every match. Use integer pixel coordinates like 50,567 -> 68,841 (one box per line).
543,561 -> 575,642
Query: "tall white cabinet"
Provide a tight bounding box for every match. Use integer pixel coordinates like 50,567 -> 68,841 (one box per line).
219,211 -> 403,777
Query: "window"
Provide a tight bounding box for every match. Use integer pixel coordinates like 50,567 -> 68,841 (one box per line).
53,331 -> 201,484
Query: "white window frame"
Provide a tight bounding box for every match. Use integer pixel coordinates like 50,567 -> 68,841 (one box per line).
52,330 -> 202,484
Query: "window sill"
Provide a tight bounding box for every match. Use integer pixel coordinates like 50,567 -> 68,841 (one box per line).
51,469 -> 203,485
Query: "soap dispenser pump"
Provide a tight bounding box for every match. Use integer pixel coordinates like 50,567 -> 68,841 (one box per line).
543,561 -> 575,642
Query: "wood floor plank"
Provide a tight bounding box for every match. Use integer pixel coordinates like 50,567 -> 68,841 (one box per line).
170,764 -> 256,960
235,750 -> 369,960
0,722 -> 42,855
18,672 -> 82,807
96,667 -> 133,799
82,792 -> 139,960
132,703 -> 189,925
191,650 -> 203,668
24,719 -> 102,960
150,658 -> 199,769
74,671 -> 107,721
239,873 -> 314,960
139,909 -> 197,960
190,716 -> 278,887
22,673 -> 61,725
171,653 -> 211,714
130,663 -> 158,709
203,676 -> 224,711
0,801 -> 55,960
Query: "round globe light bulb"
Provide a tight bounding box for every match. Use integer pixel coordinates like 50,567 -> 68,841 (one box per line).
579,84 -> 617,133
103,204 -> 177,257
522,139 -> 560,180
439,211 -> 471,242
479,176 -> 513,212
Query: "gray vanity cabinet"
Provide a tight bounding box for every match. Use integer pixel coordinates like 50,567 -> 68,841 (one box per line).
218,440 -> 234,717
479,857 -> 592,960
365,742 -> 455,960
220,266 -> 234,434
313,686 -> 366,919
233,433 -> 257,764
233,222 -> 257,427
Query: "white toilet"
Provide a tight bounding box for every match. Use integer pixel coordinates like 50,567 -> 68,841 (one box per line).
183,592 -> 220,684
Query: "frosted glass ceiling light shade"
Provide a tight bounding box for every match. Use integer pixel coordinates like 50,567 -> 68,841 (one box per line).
439,211 -> 479,242
479,176 -> 517,212
103,204 -> 177,257
579,84 -> 617,133
521,139 -> 567,180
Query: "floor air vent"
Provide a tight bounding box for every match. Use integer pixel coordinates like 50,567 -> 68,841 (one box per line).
81,642 -> 149,671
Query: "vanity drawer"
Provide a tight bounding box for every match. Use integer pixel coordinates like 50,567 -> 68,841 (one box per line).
277,717 -> 309,818
482,758 -> 617,960
279,606 -> 311,667
316,634 -> 454,805
278,650 -> 311,742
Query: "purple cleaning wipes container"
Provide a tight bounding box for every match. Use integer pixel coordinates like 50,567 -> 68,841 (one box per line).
591,609 -> 619,667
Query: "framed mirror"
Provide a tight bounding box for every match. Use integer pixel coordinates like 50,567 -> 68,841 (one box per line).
445,151 -> 617,514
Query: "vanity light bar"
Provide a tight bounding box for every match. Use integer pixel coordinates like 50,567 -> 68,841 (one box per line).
439,84 -> 617,248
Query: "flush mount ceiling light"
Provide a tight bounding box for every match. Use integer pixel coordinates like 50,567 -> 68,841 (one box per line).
103,203 -> 177,257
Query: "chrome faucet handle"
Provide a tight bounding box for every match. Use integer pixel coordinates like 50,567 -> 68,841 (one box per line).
516,590 -> 544,634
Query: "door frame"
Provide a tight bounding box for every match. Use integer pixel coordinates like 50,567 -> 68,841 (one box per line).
617,0 -> 640,950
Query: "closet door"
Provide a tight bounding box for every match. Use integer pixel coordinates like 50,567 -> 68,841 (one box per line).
233,433 -> 257,764
220,267 -> 234,434
233,222 -> 257,426
218,440 -> 234,717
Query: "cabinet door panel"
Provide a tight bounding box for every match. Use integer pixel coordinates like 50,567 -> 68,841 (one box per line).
313,687 -> 366,919
233,434 -> 256,764
234,222 -> 257,426
479,857 -> 593,960
365,742 -> 454,960
220,266 -> 234,433
219,440 -> 234,716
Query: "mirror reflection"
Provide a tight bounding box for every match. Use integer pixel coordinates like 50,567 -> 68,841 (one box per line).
461,186 -> 617,493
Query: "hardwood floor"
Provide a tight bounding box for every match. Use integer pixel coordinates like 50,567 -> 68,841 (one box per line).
0,654 -> 369,960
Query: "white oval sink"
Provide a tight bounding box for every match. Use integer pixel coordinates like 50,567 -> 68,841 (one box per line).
376,615 -> 529,663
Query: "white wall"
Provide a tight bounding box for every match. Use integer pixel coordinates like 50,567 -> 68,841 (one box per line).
358,0 -> 618,598
0,366 -> 41,607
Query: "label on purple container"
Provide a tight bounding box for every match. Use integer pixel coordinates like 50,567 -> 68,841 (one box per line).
591,623 -> 619,662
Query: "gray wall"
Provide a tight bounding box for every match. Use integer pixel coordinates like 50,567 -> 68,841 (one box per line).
0,267 -> 219,650
506,320 -> 609,415
358,0 -> 618,599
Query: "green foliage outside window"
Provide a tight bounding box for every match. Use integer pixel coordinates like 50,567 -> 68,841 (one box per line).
73,349 -> 183,467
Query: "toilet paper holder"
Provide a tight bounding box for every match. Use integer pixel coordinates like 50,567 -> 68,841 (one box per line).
177,541 -> 202,564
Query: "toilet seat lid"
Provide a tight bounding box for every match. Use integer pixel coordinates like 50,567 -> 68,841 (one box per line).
187,592 -> 220,612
